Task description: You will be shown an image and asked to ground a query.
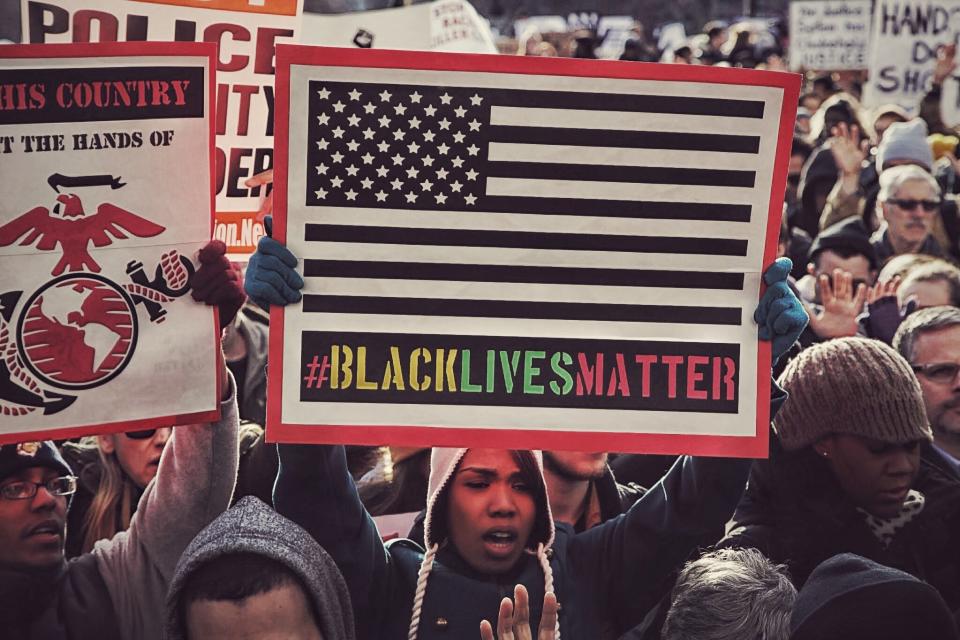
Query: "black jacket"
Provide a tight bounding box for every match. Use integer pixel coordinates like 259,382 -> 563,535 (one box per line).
721,438 -> 960,611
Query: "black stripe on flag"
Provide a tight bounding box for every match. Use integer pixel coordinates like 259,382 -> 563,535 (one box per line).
303,260 -> 746,289
305,224 -> 748,256
488,162 -> 757,188
302,295 -> 743,325
479,197 -> 752,222
488,125 -> 761,154
486,87 -> 765,118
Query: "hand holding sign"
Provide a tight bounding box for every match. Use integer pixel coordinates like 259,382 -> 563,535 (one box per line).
189,240 -> 247,330
244,216 -> 304,310
755,258 -> 808,363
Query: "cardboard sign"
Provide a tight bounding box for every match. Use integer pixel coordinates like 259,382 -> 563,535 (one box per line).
300,0 -> 497,55
863,0 -> 960,109
0,42 -> 219,444
789,0 -> 871,71
21,0 -> 304,260
269,47 -> 799,457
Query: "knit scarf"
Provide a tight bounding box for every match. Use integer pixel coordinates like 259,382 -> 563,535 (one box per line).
857,490 -> 925,549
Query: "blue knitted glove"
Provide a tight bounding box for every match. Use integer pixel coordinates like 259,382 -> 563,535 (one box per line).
754,257 -> 808,364
243,215 -> 304,311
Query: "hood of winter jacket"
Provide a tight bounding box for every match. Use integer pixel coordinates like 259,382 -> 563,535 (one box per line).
422,448 -> 555,553
165,496 -> 355,640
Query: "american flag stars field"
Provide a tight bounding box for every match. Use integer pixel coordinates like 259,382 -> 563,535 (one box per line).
308,83 -> 484,209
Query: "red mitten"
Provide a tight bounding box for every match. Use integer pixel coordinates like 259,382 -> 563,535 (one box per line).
190,240 -> 246,330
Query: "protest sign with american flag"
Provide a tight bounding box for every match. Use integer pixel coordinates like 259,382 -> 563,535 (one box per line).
269,46 -> 799,456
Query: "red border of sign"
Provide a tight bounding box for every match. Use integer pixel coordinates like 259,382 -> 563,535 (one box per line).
267,46 -> 800,458
0,42 -> 222,445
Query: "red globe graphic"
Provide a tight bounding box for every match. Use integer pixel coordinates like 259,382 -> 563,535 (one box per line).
17,275 -> 138,390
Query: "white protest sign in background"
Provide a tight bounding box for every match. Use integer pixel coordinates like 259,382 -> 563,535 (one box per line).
301,0 -> 496,54
789,0 -> 871,71
863,0 -> 960,109
21,0 -> 304,261
0,44 -> 218,443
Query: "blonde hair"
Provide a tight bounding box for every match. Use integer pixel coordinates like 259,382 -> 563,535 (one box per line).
79,436 -> 137,553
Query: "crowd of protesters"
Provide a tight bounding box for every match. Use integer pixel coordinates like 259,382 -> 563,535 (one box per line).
4,12 -> 960,640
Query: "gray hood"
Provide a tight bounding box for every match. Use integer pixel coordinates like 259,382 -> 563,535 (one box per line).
165,496 -> 355,640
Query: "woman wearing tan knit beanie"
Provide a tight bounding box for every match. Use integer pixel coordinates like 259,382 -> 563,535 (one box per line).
721,337 -> 960,615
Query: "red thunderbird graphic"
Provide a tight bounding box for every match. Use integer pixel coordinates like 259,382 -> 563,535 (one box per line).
0,173 -> 165,276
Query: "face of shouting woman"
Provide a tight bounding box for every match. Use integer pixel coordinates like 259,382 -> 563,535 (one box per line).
446,449 -> 537,575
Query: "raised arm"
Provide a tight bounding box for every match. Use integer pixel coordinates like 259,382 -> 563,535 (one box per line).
90,240 -> 247,637
274,443 -> 394,639
91,370 -> 239,637
569,258 -> 805,632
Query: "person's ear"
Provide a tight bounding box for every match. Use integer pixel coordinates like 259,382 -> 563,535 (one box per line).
813,437 -> 834,460
97,434 -> 116,455
807,262 -> 817,276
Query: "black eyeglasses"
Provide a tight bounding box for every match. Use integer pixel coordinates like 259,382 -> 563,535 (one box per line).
124,429 -> 157,440
912,362 -> 960,384
1,475 -> 77,500
888,198 -> 940,212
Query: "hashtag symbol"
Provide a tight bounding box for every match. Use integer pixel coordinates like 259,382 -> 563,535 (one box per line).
303,355 -> 331,389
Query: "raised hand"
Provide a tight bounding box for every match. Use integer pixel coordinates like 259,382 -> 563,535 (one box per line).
480,584 -> 558,640
806,268 -> 867,339
867,276 -> 900,305
244,168 -> 274,222
934,43 -> 958,85
189,240 -> 246,330
243,215 -> 304,311
828,122 -> 868,176
754,258 -> 808,363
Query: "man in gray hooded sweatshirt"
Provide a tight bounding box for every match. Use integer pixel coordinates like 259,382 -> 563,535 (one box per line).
165,495 -> 356,640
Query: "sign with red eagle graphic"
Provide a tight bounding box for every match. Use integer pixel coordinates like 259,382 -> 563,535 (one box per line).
0,43 -> 220,444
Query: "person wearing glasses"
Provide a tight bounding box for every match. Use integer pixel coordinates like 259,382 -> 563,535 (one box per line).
0,240 -> 244,640
895,306 -> 960,480
873,165 -> 946,265
722,337 -> 960,613
60,426 -> 172,557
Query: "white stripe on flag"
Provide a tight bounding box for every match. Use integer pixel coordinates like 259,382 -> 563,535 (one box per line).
486,177 -> 757,202
306,207 -> 751,239
487,143 -> 761,171
299,241 -> 754,271
296,312 -> 751,342
309,278 -> 747,307
490,106 -> 768,135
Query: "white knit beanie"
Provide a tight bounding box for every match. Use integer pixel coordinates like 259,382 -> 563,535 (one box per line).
877,119 -> 933,171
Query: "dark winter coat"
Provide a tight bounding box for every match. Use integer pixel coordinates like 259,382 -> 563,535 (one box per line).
721,437 -> 960,612
272,440 -> 769,640
0,395 -> 239,640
